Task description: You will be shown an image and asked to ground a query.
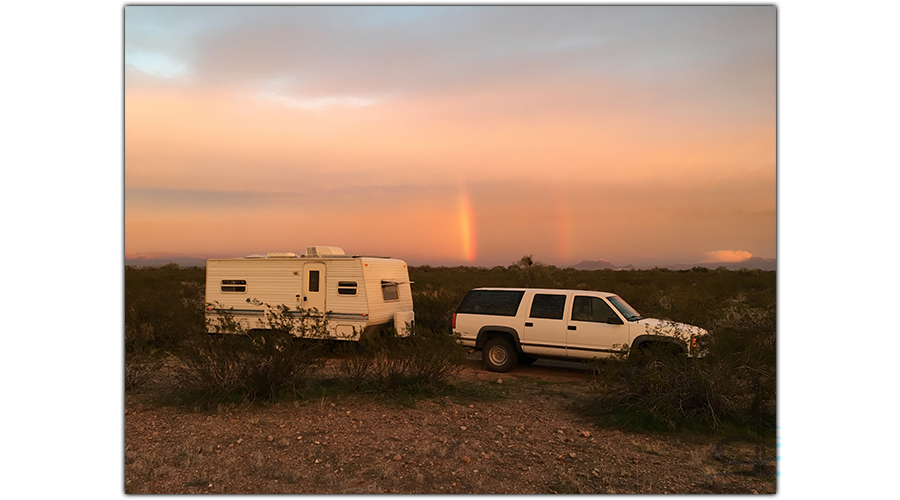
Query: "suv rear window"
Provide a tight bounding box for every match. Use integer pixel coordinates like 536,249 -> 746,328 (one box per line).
456,290 -> 525,317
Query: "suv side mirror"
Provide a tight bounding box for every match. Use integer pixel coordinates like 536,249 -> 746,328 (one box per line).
607,316 -> 623,325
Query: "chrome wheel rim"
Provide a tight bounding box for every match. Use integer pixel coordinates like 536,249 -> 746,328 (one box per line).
489,345 -> 508,366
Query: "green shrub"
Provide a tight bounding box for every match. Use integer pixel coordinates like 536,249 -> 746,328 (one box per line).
176,305 -> 330,407
176,329 -> 327,408
125,264 -> 206,352
586,300 -> 775,433
124,357 -> 157,392
334,340 -> 375,391
334,326 -> 467,393
367,332 -> 416,392
402,327 -> 468,386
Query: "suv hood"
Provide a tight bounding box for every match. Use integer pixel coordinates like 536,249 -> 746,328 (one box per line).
630,317 -> 708,338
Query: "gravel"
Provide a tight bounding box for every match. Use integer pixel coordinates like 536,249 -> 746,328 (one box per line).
124,358 -> 776,494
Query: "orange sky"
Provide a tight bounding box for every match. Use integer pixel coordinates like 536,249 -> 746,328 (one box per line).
125,5 -> 775,267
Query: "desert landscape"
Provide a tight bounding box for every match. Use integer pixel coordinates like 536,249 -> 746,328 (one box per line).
125,263 -> 776,494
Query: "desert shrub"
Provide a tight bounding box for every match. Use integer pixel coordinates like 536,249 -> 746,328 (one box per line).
586,300 -> 775,433
367,332 -> 417,392
334,326 -> 467,393
588,355 -> 744,431
125,357 -> 156,391
176,330 -> 327,408
175,306 -> 329,407
125,323 -> 156,356
255,303 -> 332,340
125,264 -> 206,352
408,286 -> 457,333
334,339 -> 375,391
402,327 -> 468,386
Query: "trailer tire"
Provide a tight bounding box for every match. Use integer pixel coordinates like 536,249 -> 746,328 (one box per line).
483,337 -> 517,373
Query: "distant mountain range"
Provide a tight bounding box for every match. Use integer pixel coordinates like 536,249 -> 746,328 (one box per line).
570,256 -> 776,271
126,253 -> 775,271
125,253 -> 208,268
571,259 -> 635,270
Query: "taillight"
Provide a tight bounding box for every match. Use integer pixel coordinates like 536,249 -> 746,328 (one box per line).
452,313 -> 457,330
691,335 -> 698,349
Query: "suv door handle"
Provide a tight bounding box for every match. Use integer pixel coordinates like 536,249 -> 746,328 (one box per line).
568,325 -> 576,331
525,322 -> 533,327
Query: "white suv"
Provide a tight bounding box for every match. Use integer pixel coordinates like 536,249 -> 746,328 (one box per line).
452,288 -> 707,372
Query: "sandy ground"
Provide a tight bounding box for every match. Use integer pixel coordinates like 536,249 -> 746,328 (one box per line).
124,355 -> 776,494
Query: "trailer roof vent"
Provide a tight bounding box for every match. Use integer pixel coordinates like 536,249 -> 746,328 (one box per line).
306,246 -> 345,257
266,252 -> 298,258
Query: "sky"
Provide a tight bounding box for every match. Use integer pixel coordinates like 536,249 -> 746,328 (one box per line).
125,5 -> 776,267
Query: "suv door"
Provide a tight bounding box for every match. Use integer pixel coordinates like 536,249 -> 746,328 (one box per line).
520,292 -> 570,357
566,295 -> 628,359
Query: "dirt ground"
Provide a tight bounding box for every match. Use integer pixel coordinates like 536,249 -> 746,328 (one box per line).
124,356 -> 777,494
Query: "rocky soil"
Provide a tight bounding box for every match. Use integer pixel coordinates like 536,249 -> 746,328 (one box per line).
124,357 -> 776,494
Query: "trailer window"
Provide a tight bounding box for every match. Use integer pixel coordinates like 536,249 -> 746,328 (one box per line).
338,281 -> 358,296
221,279 -> 246,293
381,281 -> 399,301
308,270 -> 320,292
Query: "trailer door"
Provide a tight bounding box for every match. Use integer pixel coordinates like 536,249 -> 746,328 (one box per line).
303,263 -> 326,313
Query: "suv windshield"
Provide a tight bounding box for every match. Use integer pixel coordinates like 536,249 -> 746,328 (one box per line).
607,296 -> 643,322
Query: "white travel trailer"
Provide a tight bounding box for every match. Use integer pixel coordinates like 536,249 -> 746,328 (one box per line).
205,246 -> 415,340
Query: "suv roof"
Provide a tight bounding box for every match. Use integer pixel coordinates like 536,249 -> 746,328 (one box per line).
470,287 -> 619,298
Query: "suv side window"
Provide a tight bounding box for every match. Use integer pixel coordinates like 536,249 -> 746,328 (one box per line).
529,294 -> 567,320
572,296 -> 618,323
456,290 -> 525,316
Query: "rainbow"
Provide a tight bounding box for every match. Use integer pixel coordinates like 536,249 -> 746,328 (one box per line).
458,186 -> 476,263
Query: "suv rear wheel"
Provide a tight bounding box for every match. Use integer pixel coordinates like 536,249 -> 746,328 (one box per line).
483,337 -> 517,372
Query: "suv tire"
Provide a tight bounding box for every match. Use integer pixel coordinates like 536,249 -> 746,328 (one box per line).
483,337 -> 517,373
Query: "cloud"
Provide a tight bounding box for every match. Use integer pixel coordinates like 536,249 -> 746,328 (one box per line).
125,51 -> 190,78
704,250 -> 753,263
125,6 -> 775,101
256,91 -> 382,110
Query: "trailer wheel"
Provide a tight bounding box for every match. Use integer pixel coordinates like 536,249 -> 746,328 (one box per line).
483,337 -> 517,373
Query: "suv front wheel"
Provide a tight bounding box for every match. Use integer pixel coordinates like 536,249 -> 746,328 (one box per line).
483,337 -> 518,373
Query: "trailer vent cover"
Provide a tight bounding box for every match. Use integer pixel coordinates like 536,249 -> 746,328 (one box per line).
306,246 -> 345,257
